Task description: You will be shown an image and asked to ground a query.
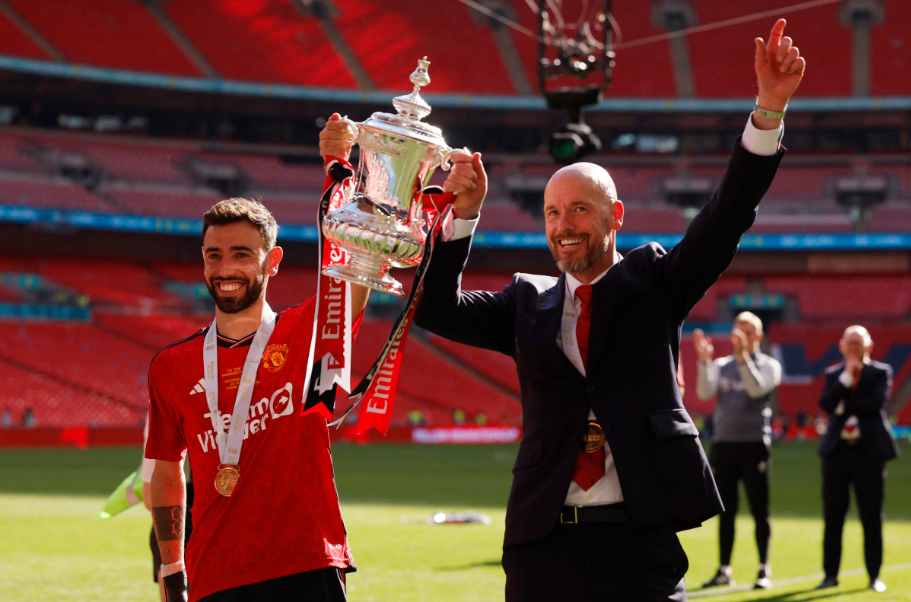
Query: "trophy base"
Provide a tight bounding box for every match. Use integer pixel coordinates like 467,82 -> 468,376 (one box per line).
322,263 -> 405,297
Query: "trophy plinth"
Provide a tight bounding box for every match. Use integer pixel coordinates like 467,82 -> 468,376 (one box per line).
321,57 -> 456,296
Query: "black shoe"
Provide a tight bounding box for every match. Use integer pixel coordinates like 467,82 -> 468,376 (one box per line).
870,578 -> 887,593
815,576 -> 839,590
754,567 -> 772,590
702,568 -> 735,588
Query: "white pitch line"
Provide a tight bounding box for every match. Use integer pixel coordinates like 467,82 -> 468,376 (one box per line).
687,563 -> 911,598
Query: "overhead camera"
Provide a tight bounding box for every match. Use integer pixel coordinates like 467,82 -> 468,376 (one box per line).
546,88 -> 603,163
537,0 -> 615,163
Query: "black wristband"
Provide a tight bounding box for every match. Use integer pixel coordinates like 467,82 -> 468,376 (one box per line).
163,571 -> 188,602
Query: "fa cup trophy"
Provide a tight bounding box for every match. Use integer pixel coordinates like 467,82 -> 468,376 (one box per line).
321,57 -> 462,296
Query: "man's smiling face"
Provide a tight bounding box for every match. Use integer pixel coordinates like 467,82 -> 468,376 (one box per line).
543,165 -> 623,277
202,221 -> 271,314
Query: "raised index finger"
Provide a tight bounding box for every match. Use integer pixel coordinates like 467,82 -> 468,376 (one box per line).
767,18 -> 786,51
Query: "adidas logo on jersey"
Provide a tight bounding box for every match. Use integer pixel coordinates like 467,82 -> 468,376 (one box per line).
189,378 -> 205,395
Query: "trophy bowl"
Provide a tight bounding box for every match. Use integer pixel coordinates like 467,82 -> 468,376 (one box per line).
321,57 -> 461,297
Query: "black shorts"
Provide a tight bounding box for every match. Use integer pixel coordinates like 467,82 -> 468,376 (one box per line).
198,567 -> 347,602
151,480 -> 195,582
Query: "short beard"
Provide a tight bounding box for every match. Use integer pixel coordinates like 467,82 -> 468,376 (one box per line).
207,268 -> 266,315
550,231 -> 610,275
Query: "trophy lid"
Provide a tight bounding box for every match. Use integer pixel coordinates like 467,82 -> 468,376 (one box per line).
362,57 -> 447,148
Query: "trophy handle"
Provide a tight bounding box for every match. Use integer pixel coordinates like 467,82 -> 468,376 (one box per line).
339,116 -> 360,146
440,147 -> 471,172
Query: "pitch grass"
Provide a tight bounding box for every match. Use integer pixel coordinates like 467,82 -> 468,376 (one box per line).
0,442 -> 909,602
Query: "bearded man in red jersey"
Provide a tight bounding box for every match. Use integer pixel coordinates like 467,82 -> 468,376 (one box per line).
146,197 -> 369,602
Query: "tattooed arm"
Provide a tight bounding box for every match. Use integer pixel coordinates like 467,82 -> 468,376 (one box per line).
152,459 -> 188,602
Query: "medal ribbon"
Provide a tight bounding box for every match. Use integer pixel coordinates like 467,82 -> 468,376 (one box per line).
202,302 -> 276,466
300,158 -> 356,420
330,189 -> 454,435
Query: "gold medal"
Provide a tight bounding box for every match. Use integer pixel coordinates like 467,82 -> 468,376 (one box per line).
215,465 -> 240,497
582,421 -> 605,453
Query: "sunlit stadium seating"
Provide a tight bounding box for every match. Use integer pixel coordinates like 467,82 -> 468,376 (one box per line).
332,0 -> 514,94
354,320 -> 521,424
0,322 -> 154,412
0,9 -> 51,59
428,334 -> 520,396
0,0 -> 907,99
162,0 -> 356,87
6,0 -> 201,76
0,360 -> 143,427
870,0 -> 911,96
688,0 -> 851,97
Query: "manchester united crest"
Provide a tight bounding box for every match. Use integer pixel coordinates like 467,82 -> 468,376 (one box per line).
261,343 -> 289,373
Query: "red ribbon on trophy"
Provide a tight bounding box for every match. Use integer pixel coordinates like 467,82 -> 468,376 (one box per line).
330,185 -> 455,435
300,157 -> 357,420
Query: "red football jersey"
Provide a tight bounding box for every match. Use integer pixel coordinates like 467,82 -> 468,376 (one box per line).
146,299 -> 358,602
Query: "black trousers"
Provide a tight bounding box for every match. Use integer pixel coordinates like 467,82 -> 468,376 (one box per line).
822,441 -> 886,580
709,441 -> 771,566
199,568 -> 347,602
502,520 -> 688,601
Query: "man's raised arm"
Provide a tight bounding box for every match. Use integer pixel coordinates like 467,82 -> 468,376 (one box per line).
412,151 -> 518,356
658,19 -> 805,320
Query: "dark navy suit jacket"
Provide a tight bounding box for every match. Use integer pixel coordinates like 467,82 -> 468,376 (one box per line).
414,140 -> 785,549
818,360 -> 900,461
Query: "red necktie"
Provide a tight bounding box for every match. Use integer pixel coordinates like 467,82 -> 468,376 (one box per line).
571,285 -> 605,491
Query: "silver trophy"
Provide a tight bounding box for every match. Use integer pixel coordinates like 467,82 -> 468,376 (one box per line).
322,57 -> 463,296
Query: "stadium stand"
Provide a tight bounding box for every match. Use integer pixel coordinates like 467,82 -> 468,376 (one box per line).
162,0 -> 357,87
198,152 -> 325,191
428,334 -> 521,396
687,0 -> 851,97
5,0 -> 201,76
0,8 -> 51,60
870,0 -> 911,96
0,176 -> 114,212
0,133 -> 43,173
0,359 -> 143,427
0,322 -> 152,411
764,275 -> 911,319
109,188 -> 221,218
332,0 -> 514,94
354,319 -> 521,424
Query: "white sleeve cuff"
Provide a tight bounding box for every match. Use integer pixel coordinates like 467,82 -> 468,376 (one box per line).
442,213 -> 479,242
141,457 -> 156,483
741,115 -> 782,156
161,560 -> 185,577
838,370 -> 855,388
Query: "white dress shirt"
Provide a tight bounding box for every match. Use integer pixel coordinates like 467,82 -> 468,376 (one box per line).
440,114 -> 784,504
560,268 -> 625,506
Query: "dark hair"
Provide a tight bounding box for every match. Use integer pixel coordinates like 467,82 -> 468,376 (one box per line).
202,198 -> 278,250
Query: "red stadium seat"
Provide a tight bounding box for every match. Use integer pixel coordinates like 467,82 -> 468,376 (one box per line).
0,9 -> 51,59
332,0 -> 514,94
162,0 -> 357,87
6,0 -> 201,75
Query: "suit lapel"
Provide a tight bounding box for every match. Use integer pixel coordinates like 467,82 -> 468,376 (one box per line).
586,256 -> 622,372
536,274 -> 583,382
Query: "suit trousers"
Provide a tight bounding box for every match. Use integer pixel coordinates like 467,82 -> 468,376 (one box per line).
822,441 -> 886,580
709,442 -> 771,565
502,520 -> 688,602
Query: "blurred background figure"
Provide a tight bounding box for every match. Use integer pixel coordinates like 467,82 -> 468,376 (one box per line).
695,313 -> 782,590
816,326 -> 900,593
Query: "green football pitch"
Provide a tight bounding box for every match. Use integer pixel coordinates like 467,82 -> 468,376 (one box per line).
0,441 -> 909,602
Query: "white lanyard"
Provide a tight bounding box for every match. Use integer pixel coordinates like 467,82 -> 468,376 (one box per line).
202,302 -> 276,467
